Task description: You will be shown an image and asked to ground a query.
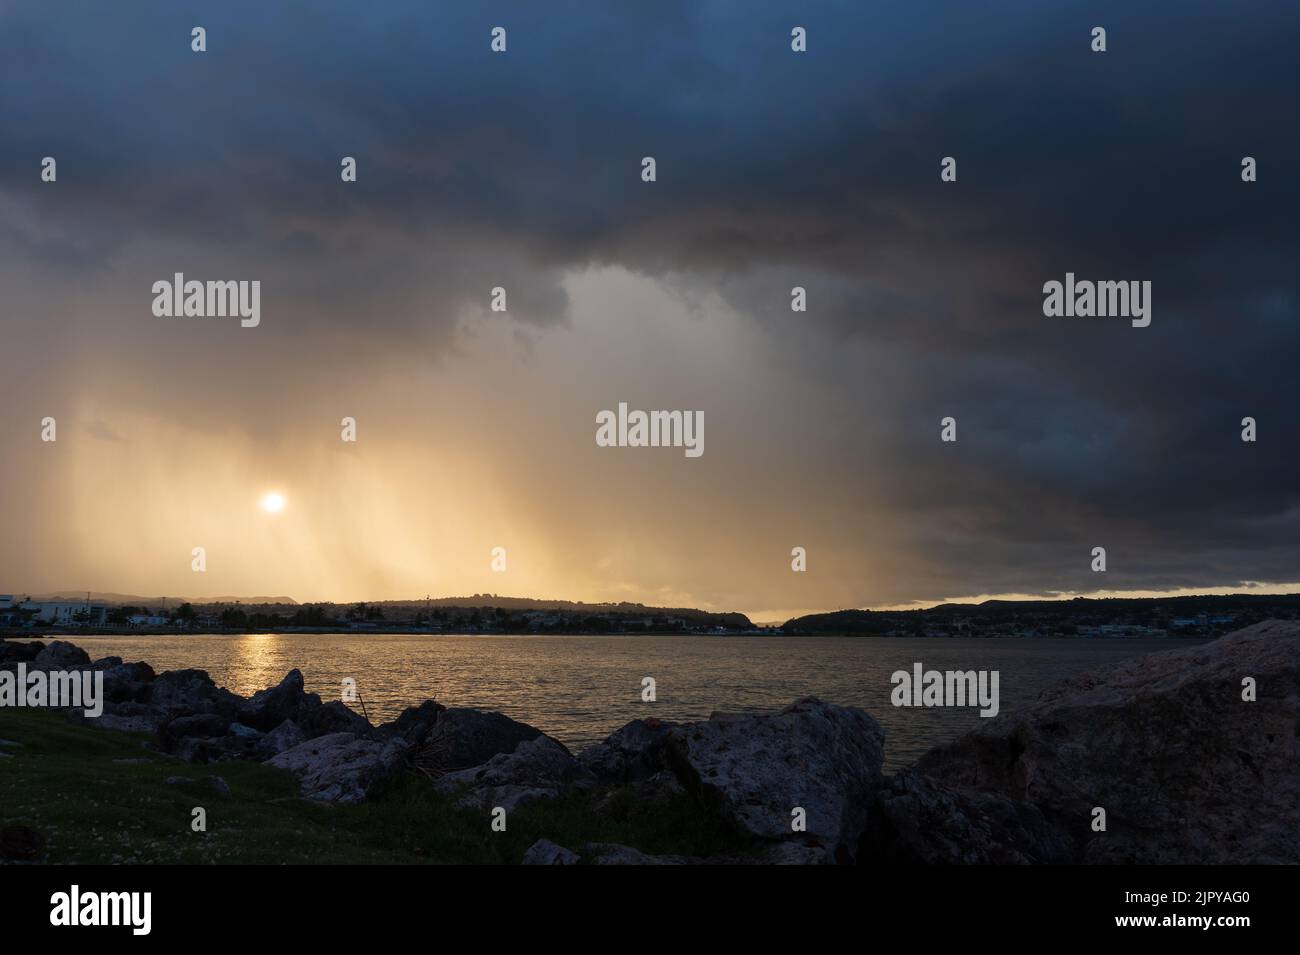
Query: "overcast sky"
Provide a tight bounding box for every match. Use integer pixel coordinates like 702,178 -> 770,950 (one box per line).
1,1 -> 1298,620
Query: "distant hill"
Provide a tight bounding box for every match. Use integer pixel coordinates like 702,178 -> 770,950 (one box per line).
12,591 -> 750,628
27,592 -> 300,606
781,609 -> 887,634
783,593 -> 1300,635
322,596 -> 752,628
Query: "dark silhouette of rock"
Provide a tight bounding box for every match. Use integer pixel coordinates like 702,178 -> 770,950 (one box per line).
434,735 -> 592,811
869,770 -> 1072,864
85,701 -> 166,734
378,700 -> 447,745
578,717 -> 677,783
413,707 -> 549,775
237,669 -> 317,731
908,620 -> 1300,864
299,700 -> 371,739
31,640 -> 90,669
0,640 -> 44,663
147,669 -> 240,720
97,661 -> 155,704
161,713 -> 232,747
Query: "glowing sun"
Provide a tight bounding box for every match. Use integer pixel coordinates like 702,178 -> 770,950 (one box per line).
260,492 -> 285,514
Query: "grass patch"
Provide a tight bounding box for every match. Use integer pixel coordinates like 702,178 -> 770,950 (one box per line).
0,709 -> 747,864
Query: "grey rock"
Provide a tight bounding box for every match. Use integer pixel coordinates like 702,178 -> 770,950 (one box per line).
238,669 -> 317,731
869,770 -> 1072,864
88,708 -> 165,734
83,699 -> 168,733
257,719 -> 308,757
299,700 -> 371,739
32,640 -> 90,669
0,640 -> 43,663
578,717 -> 677,783
161,712 -> 232,746
521,838 -> 580,865
148,669 -> 240,720
268,732 -> 409,805
666,697 -> 885,861
911,620 -> 1300,864
413,707 -> 549,775
378,700 -> 446,745
434,735 -> 592,811
98,661 -> 155,704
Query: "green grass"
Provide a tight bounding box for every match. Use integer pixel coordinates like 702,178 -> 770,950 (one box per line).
0,709 -> 747,864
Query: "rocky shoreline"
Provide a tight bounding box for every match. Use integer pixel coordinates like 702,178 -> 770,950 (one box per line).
2,621 -> 1296,864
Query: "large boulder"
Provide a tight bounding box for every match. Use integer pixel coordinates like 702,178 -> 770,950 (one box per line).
238,670 -> 372,739
869,770 -> 1072,864
161,712 -> 232,746
147,669 -> 240,720
268,732 -> 409,806
521,839 -> 580,865
665,697 -> 885,861
413,708 -> 548,775
256,719 -> 308,758
0,641 -> 43,664
31,641 -> 90,669
578,717 -> 677,783
299,700 -> 372,739
911,620 -> 1300,864
237,669 -> 315,731
378,700 -> 446,745
93,661 -> 155,704
434,735 -> 591,811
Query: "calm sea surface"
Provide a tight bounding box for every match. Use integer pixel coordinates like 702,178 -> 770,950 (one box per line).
61,634 -> 1205,770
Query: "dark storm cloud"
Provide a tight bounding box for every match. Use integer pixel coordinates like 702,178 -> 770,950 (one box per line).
1,0 -> 1298,602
